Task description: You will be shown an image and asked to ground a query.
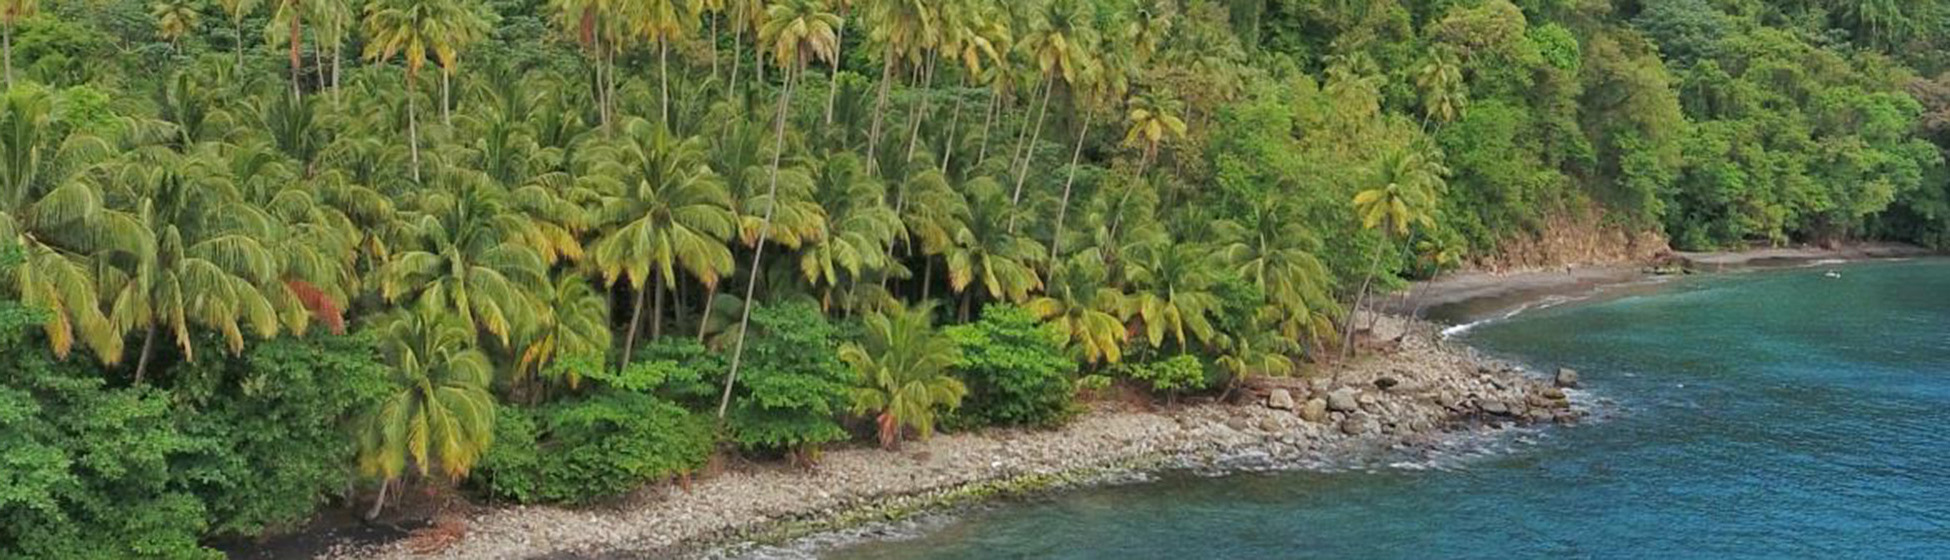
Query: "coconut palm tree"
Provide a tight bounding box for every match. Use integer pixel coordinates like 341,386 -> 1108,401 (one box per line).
151,0 -> 201,54
1122,236 -> 1220,351
1,0 -> 36,88
376,176 -> 550,345
1026,253 -> 1127,365
943,175 -> 1042,318
799,152 -> 899,310
1344,146 -> 1446,357
0,87 -> 130,361
363,0 -> 473,181
720,0 -> 838,418
548,0 -> 627,127
584,118 -> 737,366
355,306 -> 497,519
842,300 -> 964,449
1009,0 -> 1096,218
1221,195 -> 1338,354
631,0 -> 702,124
862,0 -> 935,170
1122,92 -> 1184,178
266,0 -> 311,99
217,0 -> 261,73
1414,50 -> 1464,129
515,272 -> 612,395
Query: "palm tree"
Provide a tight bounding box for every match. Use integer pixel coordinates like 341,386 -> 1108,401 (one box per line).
943,176 -> 1042,318
1414,50 -> 1464,129
356,306 -> 497,519
799,152 -> 899,310
1122,237 -> 1220,351
217,0 -> 261,73
266,0 -> 311,99
1122,92 -> 1185,178
432,1 -> 491,126
311,0 -> 355,102
548,0 -> 627,128
862,0 -> 935,171
842,300 -> 964,449
1344,147 -> 1445,357
631,0 -> 702,125
821,0 -> 853,124
1026,253 -> 1127,365
516,272 -> 612,396
719,0 -> 838,418
585,118 -> 737,367
0,88 -> 128,361
151,0 -> 200,54
1221,195 -> 1339,354
376,178 -> 550,345
1009,0 -> 1096,218
101,147 -> 287,382
364,0 -> 471,181
1,0 -> 36,88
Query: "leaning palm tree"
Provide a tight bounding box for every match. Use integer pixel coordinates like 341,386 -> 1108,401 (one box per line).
630,0 -> 701,125
719,0 -> 839,419
355,306 -> 497,519
1,0 -> 36,88
1008,0 -> 1096,217
842,300 -> 965,449
1344,146 -> 1446,357
584,118 -> 737,367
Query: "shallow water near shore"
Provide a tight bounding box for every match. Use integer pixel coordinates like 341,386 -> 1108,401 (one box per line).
810,259 -> 1950,559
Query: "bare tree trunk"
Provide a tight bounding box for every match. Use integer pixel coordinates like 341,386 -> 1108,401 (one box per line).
1342,240 -> 1388,360
133,326 -> 158,384
940,75 -> 969,172
975,90 -> 998,166
728,15 -> 744,96
1007,79 -> 1055,233
697,282 -> 717,342
659,38 -> 671,125
289,13 -> 303,100
620,285 -> 646,371
824,9 -> 847,125
1050,110 -> 1091,263
231,20 -> 242,75
406,71 -> 422,182
720,65 -> 799,419
864,55 -> 896,173
441,68 -> 453,126
332,43 -> 342,105
314,43 -> 327,92
1008,78 -> 1050,180
903,53 -> 937,164
651,273 -> 665,339
364,479 -> 390,521
709,17 -> 719,78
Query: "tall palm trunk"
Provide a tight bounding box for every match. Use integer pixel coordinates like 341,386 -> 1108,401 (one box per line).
1105,143 -> 1155,241
903,53 -> 937,164
232,19 -> 244,75
823,8 -> 847,125
1342,239 -> 1388,360
1008,78 -> 1051,181
651,273 -> 665,339
975,89 -> 999,166
441,68 -> 453,126
1007,78 -> 1055,233
332,43 -> 342,104
659,38 -> 671,125
728,12 -> 745,95
365,479 -> 390,521
720,64 -> 799,419
314,42 -> 328,91
697,282 -> 717,342
288,13 -> 303,100
940,74 -> 970,172
620,285 -> 647,371
2,22 -> 13,90
406,69 -> 422,182
864,55 -> 896,172
1050,110 -> 1091,262
133,326 -> 158,383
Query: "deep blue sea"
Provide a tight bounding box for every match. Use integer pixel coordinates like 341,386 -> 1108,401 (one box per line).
819,259 -> 1950,559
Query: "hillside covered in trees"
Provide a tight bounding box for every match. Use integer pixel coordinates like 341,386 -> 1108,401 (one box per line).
3,0 -> 1949,556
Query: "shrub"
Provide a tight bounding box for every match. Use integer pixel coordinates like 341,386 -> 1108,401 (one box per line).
477,393 -> 711,504
1118,354 -> 1211,402
944,305 -> 1079,429
722,302 -> 852,455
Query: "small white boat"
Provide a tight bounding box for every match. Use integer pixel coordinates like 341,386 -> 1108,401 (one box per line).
1824,270 -> 1842,279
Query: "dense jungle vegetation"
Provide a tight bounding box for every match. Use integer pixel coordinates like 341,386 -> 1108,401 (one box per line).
4,0 -> 1950,556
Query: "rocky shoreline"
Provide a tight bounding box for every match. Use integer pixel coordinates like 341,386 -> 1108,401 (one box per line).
329,316 -> 1585,560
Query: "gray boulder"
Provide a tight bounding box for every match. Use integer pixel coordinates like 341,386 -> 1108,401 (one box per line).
1266,389 -> 1296,411
1556,368 -> 1581,388
1481,400 -> 1511,416
1300,399 -> 1329,422
1327,389 -> 1360,412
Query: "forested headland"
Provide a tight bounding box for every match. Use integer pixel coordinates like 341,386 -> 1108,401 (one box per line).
3,0 -> 1948,556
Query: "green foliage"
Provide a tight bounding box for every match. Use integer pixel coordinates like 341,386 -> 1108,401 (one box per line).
1116,354 -> 1209,399
477,393 -> 711,504
723,302 -> 852,453
845,301 -> 967,448
944,305 -> 1077,429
